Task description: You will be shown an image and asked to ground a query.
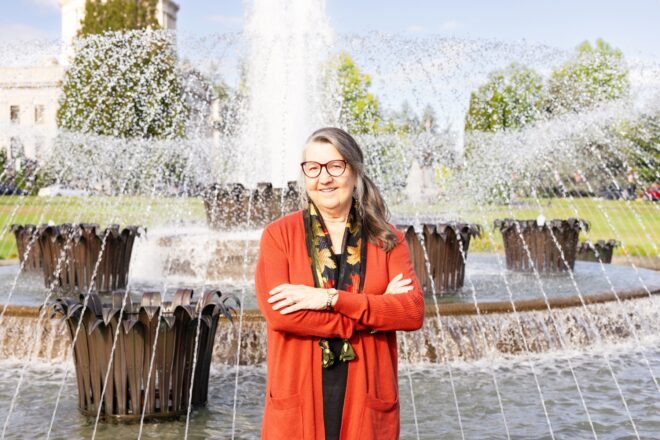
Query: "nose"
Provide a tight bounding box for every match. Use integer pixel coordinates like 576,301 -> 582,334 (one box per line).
318,166 -> 333,184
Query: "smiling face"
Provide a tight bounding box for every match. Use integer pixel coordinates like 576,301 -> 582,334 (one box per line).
303,141 -> 357,218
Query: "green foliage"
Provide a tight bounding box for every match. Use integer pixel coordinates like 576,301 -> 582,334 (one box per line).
0,149 -> 6,176
57,30 -> 187,139
465,63 -> 545,132
464,40 -> 629,136
330,52 -> 382,134
79,0 -> 159,36
548,39 -> 629,114
617,114 -> 660,185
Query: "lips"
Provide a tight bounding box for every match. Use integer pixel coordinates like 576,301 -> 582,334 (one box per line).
319,188 -> 336,193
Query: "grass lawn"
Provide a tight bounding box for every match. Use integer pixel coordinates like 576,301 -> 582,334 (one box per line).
393,197 -> 659,258
0,195 -> 657,260
0,195 -> 206,259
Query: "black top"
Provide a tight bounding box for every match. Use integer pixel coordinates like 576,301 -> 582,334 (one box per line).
322,253 -> 349,440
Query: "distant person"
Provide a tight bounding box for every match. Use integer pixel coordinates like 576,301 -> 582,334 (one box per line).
255,127 -> 425,439
624,169 -> 637,200
643,182 -> 660,202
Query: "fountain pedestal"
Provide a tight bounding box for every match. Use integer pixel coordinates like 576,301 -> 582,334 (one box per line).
51,289 -> 235,421
37,224 -> 141,292
11,224 -> 43,272
203,182 -> 300,230
576,240 -> 618,264
494,218 -> 588,272
398,223 -> 481,294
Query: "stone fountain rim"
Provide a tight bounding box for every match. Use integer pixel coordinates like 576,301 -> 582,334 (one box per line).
4,287 -> 656,319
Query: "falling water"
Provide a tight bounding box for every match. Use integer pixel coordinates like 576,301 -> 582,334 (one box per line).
239,0 -> 334,186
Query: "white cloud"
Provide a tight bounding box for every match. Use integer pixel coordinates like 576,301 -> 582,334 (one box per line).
440,20 -> 462,31
407,24 -> 426,34
207,15 -> 243,29
0,23 -> 51,42
27,0 -> 60,10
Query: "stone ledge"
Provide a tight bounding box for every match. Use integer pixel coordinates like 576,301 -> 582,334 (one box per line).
3,287 -> 656,319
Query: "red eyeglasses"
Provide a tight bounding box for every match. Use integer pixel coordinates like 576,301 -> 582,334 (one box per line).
300,160 -> 348,178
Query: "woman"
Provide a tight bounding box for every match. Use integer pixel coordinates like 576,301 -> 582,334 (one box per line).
255,127 -> 425,440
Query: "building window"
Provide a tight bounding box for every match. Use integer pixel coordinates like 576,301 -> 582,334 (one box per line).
10,105 -> 20,124
35,105 -> 45,124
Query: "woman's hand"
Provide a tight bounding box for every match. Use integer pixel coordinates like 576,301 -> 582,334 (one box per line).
385,273 -> 413,294
268,284 -> 328,314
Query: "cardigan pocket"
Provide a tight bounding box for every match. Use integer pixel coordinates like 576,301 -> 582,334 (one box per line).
264,391 -> 304,440
357,393 -> 400,439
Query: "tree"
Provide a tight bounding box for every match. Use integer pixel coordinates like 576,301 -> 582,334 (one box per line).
57,30 -> 187,139
618,113 -> 660,186
328,52 -> 382,134
465,63 -> 545,132
78,0 -> 159,36
547,39 -> 629,114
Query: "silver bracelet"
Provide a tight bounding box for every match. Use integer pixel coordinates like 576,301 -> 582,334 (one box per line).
325,288 -> 338,310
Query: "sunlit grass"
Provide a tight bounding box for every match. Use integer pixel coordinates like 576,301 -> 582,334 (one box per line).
0,195 -> 206,259
392,197 -> 659,258
0,195 -> 657,260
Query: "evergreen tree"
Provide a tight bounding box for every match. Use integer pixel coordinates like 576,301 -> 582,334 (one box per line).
57,30 -> 187,139
78,0 -> 159,36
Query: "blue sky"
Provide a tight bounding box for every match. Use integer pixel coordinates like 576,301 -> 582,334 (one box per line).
2,0 -> 660,58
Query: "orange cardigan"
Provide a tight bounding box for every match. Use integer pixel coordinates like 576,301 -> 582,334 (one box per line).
255,211 -> 425,440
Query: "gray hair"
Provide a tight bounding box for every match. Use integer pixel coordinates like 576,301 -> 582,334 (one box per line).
300,127 -> 399,251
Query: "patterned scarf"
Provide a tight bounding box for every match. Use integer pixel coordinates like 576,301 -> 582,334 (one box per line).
303,200 -> 367,368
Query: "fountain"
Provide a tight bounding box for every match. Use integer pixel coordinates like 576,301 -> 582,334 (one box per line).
202,181 -> 300,230
397,223 -> 482,293
0,0 -> 659,437
51,289 -> 235,421
576,239 -> 619,263
10,225 -> 42,273
494,218 -> 587,272
18,224 -> 142,292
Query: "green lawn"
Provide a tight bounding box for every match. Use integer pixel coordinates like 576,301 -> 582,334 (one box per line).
0,196 -> 657,260
392,197 -> 659,258
0,195 -> 206,259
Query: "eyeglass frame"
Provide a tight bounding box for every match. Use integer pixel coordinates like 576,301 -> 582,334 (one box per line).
300,160 -> 349,178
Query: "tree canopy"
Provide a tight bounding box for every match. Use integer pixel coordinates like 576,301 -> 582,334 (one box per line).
465,63 -> 545,132
548,39 -> 629,115
78,0 -> 159,36
330,52 -> 382,134
57,30 -> 187,139
465,40 -> 629,133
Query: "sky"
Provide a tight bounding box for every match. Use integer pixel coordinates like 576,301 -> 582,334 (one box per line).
1,0 -> 660,58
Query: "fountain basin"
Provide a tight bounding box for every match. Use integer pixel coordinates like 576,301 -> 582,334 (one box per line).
3,253 -> 660,308
3,287 -> 658,365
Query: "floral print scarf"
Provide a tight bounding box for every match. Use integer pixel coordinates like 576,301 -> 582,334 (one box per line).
303,200 -> 367,368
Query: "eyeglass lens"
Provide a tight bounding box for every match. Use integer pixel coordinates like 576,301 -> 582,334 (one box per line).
302,160 -> 346,177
